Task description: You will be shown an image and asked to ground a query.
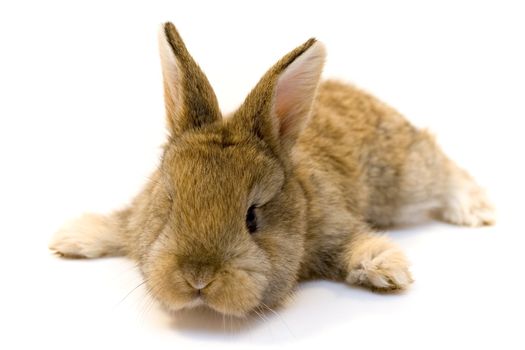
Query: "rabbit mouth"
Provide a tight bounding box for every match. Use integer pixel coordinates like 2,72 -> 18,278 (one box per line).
162,289 -> 262,318
183,295 -> 206,309
145,267 -> 268,318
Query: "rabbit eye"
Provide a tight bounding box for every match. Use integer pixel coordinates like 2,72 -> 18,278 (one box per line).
246,205 -> 257,234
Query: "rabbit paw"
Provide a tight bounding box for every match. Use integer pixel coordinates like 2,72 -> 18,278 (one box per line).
346,235 -> 413,290
49,213 -> 123,258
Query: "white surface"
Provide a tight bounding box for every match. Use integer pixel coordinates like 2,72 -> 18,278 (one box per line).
0,1 -> 524,349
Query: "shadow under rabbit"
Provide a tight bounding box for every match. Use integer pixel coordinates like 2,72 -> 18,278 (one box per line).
154,279 -> 412,344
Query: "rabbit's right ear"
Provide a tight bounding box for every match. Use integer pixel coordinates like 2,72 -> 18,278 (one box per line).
158,23 -> 221,137
231,38 -> 325,155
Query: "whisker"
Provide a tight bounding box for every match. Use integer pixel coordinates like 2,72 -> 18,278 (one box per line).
253,307 -> 269,325
260,302 -> 296,339
138,293 -> 157,324
116,280 -> 148,306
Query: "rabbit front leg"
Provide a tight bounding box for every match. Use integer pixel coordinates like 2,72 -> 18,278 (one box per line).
342,231 -> 413,290
49,210 -> 130,258
49,169 -> 170,259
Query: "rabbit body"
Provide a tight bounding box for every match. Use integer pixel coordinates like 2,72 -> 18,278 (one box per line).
50,23 -> 494,317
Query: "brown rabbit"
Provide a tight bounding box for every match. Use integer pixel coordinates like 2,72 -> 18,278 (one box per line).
50,22 -> 494,317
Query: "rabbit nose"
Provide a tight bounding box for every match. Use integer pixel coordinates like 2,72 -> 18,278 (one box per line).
184,274 -> 213,291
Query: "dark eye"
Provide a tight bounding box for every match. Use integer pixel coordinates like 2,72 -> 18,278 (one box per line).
246,205 -> 257,234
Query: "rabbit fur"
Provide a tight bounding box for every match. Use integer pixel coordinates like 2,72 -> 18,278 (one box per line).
50,22 -> 494,317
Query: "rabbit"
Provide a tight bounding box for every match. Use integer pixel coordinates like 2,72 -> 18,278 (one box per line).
50,22 -> 495,317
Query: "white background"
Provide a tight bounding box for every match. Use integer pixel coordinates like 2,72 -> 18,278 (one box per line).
0,1 -> 524,349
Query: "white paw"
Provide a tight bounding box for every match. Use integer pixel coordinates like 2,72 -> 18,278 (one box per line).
440,187 -> 495,227
49,213 -> 122,258
347,238 -> 413,290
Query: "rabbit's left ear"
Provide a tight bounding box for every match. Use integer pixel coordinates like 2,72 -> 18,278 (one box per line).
159,23 -> 221,137
233,39 -> 326,154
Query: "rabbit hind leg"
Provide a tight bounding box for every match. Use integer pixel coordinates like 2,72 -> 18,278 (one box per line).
394,130 -> 495,227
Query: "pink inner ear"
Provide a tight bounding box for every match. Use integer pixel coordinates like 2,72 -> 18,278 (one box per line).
158,26 -> 182,120
273,42 -> 326,144
275,72 -> 302,137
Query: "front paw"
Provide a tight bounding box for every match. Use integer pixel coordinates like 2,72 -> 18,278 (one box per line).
346,235 -> 413,291
49,213 -> 122,258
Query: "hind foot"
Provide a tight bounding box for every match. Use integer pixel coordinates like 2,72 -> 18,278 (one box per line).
438,169 -> 495,227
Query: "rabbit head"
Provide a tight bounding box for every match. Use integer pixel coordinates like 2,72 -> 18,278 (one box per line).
141,23 -> 325,317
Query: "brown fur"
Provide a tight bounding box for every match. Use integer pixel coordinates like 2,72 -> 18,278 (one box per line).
50,23 -> 494,317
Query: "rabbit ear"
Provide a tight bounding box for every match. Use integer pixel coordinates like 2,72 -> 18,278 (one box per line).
159,23 -> 221,136
233,39 -> 325,153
